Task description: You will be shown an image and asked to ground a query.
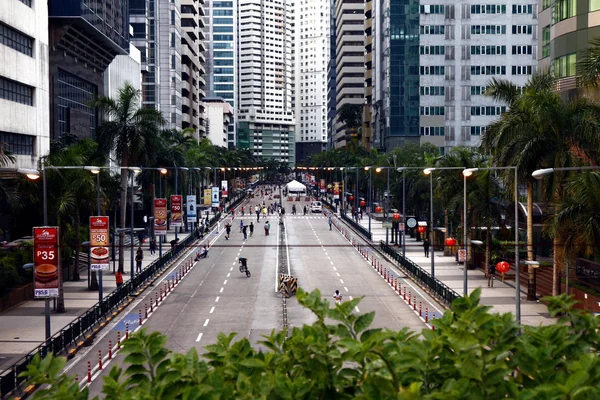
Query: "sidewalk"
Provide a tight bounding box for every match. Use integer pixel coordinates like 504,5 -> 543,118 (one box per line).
348,213 -> 556,326
0,215 -> 218,372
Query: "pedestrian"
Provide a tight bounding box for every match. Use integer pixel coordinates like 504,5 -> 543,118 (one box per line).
487,263 -> 496,288
149,238 -> 156,255
264,221 -> 270,236
333,289 -> 343,304
225,222 -> 231,240
115,270 -> 123,288
135,247 -> 144,273
249,221 -> 254,237
359,208 -> 363,221
243,224 -> 248,240
423,238 -> 430,258
328,214 -> 332,231
303,205 -> 307,215
239,219 -> 244,233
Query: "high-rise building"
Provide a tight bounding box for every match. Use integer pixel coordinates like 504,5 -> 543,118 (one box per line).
237,0 -> 295,165
0,0 -> 50,170
326,0 -> 337,150
293,0 -> 330,163
370,1 -> 537,153
333,0 -> 365,149
203,0 -> 237,148
130,0 -> 160,109
48,0 -> 130,140
204,97 -> 233,146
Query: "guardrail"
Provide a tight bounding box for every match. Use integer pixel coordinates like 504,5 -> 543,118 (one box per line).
0,221 -> 216,399
320,198 -> 337,213
340,210 -> 372,241
379,241 -> 459,306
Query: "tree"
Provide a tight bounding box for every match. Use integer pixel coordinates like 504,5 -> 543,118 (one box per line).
578,37 -> 600,88
92,84 -> 165,273
338,103 -> 363,148
483,73 -> 600,295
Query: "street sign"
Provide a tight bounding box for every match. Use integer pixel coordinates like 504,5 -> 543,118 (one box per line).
407,218 -> 417,228
90,216 -> 110,271
458,249 -> 466,263
33,227 -> 60,298
170,195 -> 182,227
154,198 -> 167,236
399,222 -> 405,231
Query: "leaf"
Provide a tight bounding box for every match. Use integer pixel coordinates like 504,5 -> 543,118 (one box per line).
354,312 -> 375,334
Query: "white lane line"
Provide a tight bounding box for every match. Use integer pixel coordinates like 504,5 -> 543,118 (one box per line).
344,287 -> 348,292
327,256 -> 331,260
219,287 -> 224,293
209,306 -> 215,314
340,279 -> 344,284
230,267 -> 233,271
215,296 -> 220,303
223,279 -> 228,285
333,266 -> 337,271
196,332 -> 204,342
203,319 -> 210,327
336,272 -> 340,277
355,306 -> 360,313
227,272 -> 231,278
330,261 -> 334,265
232,262 -> 236,266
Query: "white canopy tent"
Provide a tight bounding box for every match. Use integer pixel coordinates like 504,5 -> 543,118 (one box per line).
286,180 -> 307,193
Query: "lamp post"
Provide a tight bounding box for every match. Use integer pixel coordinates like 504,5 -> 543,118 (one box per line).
465,166 -> 520,323
524,260 -> 540,300
376,167 -> 391,245
123,167 -> 142,278
364,166 -> 372,235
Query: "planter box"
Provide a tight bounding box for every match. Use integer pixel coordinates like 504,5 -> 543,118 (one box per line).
562,284 -> 600,313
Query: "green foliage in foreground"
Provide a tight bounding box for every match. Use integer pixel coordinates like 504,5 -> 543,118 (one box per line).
21,288 -> 600,399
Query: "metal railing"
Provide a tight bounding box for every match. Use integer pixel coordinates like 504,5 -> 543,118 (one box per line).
379,241 -> 459,306
0,218 -> 218,399
340,210 -> 372,240
320,198 -> 337,213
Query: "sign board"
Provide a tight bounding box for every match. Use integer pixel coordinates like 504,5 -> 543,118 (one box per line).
333,182 -> 340,199
406,218 -> 417,228
399,223 -> 405,232
203,189 -> 211,205
382,221 -> 392,228
458,249 -> 466,263
186,195 -> 197,223
221,180 -> 228,198
89,216 -> 110,271
33,227 -> 60,298
170,195 -> 183,227
154,198 -> 167,236
211,186 -> 220,207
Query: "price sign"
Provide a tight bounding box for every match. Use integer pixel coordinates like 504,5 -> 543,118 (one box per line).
90,217 -> 110,271
171,195 -> 182,227
154,198 -> 167,236
33,227 -> 60,298
458,249 -> 466,263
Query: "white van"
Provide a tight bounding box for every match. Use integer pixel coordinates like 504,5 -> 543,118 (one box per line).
310,201 -> 323,213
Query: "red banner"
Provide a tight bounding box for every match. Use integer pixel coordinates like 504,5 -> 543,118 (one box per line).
154,198 -> 167,236
171,195 -> 182,227
33,227 -> 60,298
90,217 -> 110,271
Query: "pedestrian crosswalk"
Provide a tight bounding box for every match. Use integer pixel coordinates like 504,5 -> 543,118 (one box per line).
234,215 -> 327,219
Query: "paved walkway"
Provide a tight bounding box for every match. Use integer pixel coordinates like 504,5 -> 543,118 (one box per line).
346,212 -> 555,326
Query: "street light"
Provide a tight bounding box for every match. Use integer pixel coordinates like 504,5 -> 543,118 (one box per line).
464,166 -> 520,323
364,166 -> 372,235
523,260 -> 540,300
376,167 -> 392,245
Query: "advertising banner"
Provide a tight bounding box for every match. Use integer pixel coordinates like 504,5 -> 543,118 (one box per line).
154,198 -> 167,236
221,180 -> 228,198
211,186 -> 220,207
90,216 -> 110,271
33,227 -> 60,298
458,249 -> 467,263
187,195 -> 197,223
203,189 -> 212,205
170,195 -> 183,227
320,179 -> 326,193
333,182 -> 340,199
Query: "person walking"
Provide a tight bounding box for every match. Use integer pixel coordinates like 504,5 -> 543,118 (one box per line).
135,247 -> 144,273
225,222 -> 231,240
487,263 -> 496,288
239,219 -> 244,233
328,214 -> 333,231
115,270 -> 123,288
423,238 -> 430,258
333,289 -> 343,304
242,224 -> 248,240
264,221 -> 270,236
249,222 -> 254,237
149,238 -> 156,255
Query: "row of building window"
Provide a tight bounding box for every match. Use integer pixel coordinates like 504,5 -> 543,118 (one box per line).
420,25 -> 445,35
471,4 -> 506,14
0,131 -> 34,155
0,22 -> 33,57
420,86 -> 445,96
420,106 -> 445,116
420,45 -> 445,55
471,65 -> 506,75
420,5 -> 445,14
471,45 -> 506,55
0,76 -> 33,105
470,126 -> 487,136
213,9 -> 233,16
471,106 -> 506,116
471,25 -> 506,35
420,66 -> 445,75
420,126 -> 445,136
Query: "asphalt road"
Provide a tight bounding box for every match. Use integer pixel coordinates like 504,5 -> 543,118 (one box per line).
63,194 -> 434,397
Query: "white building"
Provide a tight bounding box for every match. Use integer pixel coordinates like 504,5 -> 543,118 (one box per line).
237,0 -> 295,165
0,0 -> 49,170
104,43 -> 142,99
204,97 -> 233,147
294,0 -> 330,160
418,2 -> 538,153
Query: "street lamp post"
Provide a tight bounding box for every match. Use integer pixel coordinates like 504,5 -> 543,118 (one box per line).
364,166 -> 372,235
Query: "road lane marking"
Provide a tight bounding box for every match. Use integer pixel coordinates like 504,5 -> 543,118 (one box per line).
227,273 -> 231,277
340,279 -> 344,284
230,267 -> 233,271
223,280 -> 228,285
196,333 -> 204,342
330,261 -> 334,265
232,262 -> 236,265
215,296 -> 220,303
203,319 -> 209,327
344,287 -> 348,292
336,272 -> 340,277
219,287 -> 224,293
333,266 -> 337,271
209,306 -> 215,314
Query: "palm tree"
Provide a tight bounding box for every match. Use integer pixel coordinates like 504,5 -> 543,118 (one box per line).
92,83 -> 165,273
578,37 -> 600,88
483,72 -> 600,295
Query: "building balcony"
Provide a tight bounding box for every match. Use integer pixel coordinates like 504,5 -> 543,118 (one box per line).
182,113 -> 192,124
182,96 -> 192,108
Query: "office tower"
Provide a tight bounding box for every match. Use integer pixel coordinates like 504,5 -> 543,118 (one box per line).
363,0 -> 373,150
326,0 -> 337,150
130,0 -> 160,109
48,0 -> 130,140
293,0 -> 330,163
237,0 -> 295,165
0,0 -> 50,170
203,0 -> 237,148
333,0 -> 365,149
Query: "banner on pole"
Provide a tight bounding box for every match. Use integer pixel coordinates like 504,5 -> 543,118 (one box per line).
33,227 -> 60,298
203,189 -> 211,205
458,249 -> 466,263
211,187 -> 220,207
187,195 -> 197,223
154,198 -> 167,236
170,195 -> 183,227
90,217 -> 110,271
221,180 -> 228,198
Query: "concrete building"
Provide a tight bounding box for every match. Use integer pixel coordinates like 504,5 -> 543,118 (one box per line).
202,0 -> 237,148
369,1 -> 537,153
237,0 -> 295,165
293,0 -> 330,163
129,0 -> 159,109
104,43 -> 143,99
48,0 -> 129,140
0,0 -> 50,170
333,0 -> 365,149
326,0 -> 337,150
204,97 -> 233,147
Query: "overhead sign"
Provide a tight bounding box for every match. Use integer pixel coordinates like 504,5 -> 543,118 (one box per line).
406,218 -> 417,228
33,227 -> 60,298
187,195 -> 197,223
211,186 -> 220,207
90,216 -> 110,271
171,195 -> 182,227
203,189 -> 211,205
221,180 -> 228,198
154,198 -> 167,236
